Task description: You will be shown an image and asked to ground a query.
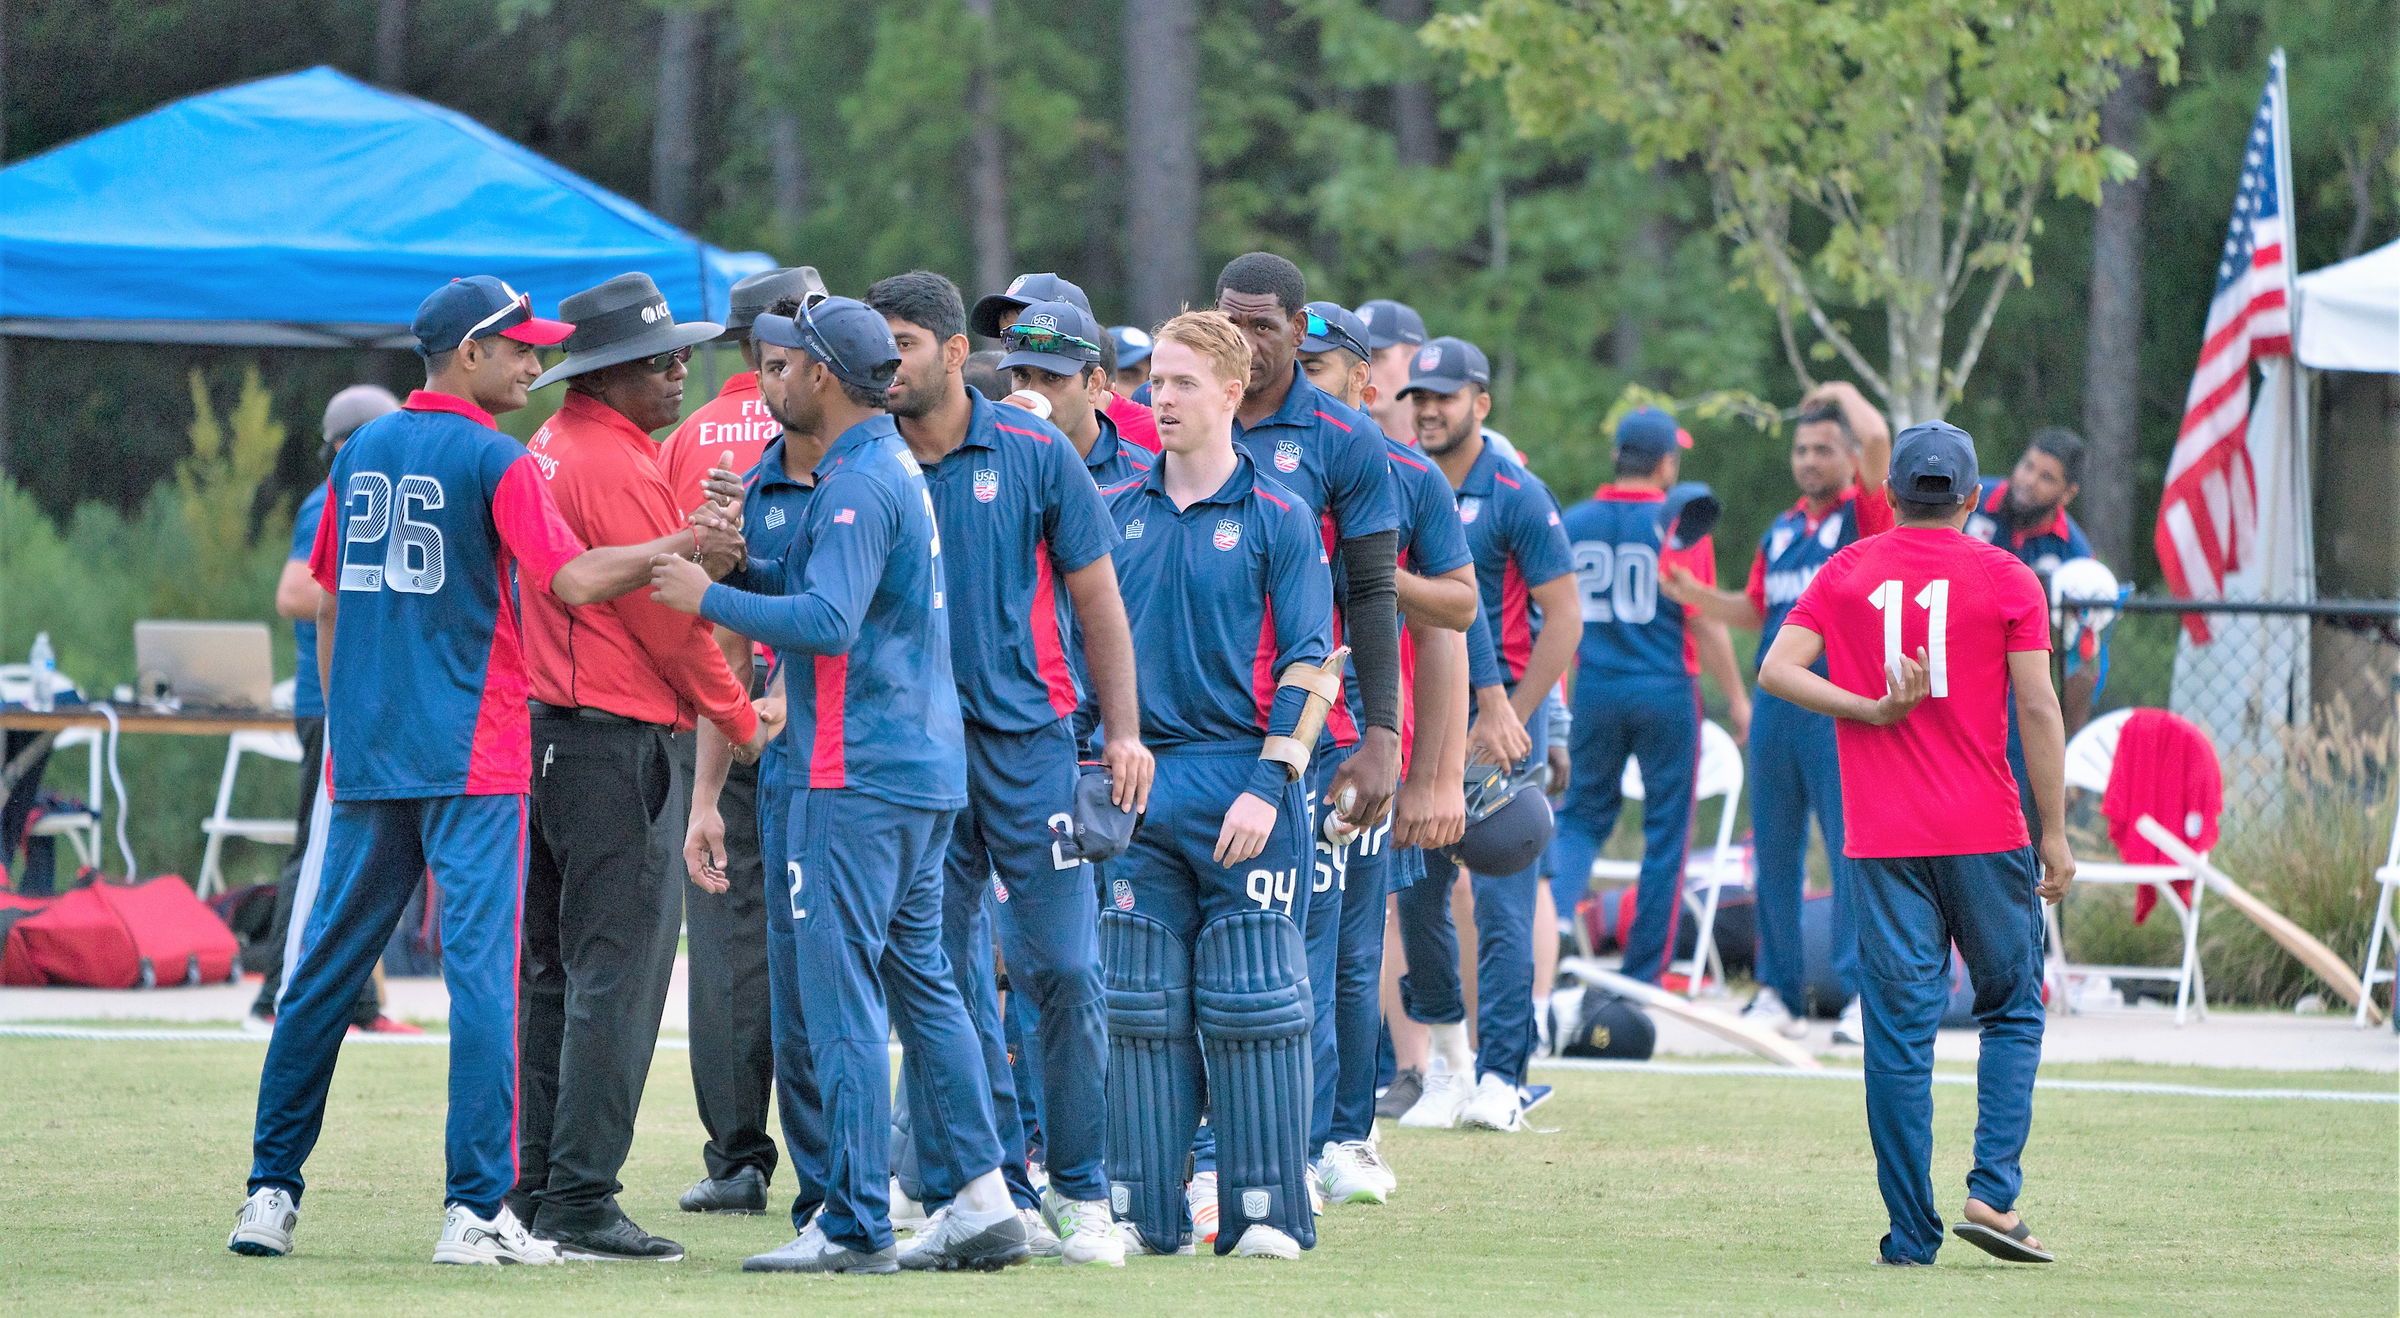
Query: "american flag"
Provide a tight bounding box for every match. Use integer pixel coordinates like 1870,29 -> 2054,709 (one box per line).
2154,54 -> 2293,643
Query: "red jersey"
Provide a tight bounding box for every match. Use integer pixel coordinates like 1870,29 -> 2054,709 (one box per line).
659,371 -> 777,507
1103,391 -> 1161,453
1780,526 -> 2050,859
520,392 -> 758,742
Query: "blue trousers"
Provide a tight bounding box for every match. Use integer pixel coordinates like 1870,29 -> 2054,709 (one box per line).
910,719 -> 1105,1207
1549,670 -> 1697,983
249,793 -> 524,1216
1852,848 -> 2046,1264
782,787 -> 1002,1254
755,747 -> 830,1231
1748,688 -> 1859,1008
1394,702 -> 1547,1088
1304,746 -> 1396,1149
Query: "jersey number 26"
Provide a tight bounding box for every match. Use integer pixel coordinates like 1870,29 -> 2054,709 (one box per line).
339,472 -> 447,595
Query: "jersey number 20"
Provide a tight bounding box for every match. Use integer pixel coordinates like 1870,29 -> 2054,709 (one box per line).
1866,578 -> 1950,696
339,472 -> 446,595
1573,541 -> 1658,624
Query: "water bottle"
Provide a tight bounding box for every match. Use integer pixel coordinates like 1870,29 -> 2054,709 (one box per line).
28,632 -> 57,712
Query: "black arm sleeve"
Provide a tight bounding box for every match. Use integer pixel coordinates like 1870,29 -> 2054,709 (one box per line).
1339,528 -> 1402,733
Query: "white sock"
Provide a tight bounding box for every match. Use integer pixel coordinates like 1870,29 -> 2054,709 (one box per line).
1427,1022 -> 1472,1077
955,1169 -> 1013,1219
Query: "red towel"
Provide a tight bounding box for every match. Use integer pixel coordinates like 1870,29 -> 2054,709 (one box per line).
2099,709 -> 2223,922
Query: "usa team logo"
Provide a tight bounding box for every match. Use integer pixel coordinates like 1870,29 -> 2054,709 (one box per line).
991,872 -> 1010,903
1213,519 -> 1243,551
1416,344 -> 1441,371
973,468 -> 999,503
1274,438 -> 1302,473
1111,878 -> 1135,911
1458,496 -> 1482,525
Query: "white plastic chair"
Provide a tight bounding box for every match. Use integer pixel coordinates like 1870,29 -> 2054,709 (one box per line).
2044,707 -> 2211,1025
1590,718 -> 1745,998
195,729 -> 303,898
27,726 -> 104,872
2356,805 -> 2399,1028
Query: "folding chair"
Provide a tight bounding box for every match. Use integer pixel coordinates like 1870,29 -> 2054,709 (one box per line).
195,730 -> 302,898
2044,708 -> 2214,1026
1591,718 -> 1746,998
2356,805 -> 2400,1028
27,726 -> 104,872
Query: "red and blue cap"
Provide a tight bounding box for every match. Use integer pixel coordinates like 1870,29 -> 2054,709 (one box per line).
411,276 -> 574,358
1615,406 -> 1693,457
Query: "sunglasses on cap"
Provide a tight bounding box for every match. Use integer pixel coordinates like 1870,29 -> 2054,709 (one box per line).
1303,310 -> 1369,363
1001,323 -> 1102,362
459,280 -> 534,352
793,293 -> 898,387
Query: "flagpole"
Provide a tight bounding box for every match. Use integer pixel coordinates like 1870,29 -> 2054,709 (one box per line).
2269,49 -> 2315,604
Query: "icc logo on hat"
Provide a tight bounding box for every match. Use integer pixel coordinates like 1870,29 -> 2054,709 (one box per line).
973,468 -> 999,503
1214,519 -> 1243,551
1416,344 -> 1441,371
640,301 -> 667,324
1274,437 -> 1302,473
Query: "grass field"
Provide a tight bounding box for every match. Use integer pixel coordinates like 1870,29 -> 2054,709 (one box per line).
3,1037 -> 2393,1315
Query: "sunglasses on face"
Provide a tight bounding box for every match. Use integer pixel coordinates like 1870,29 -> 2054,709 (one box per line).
639,345 -> 693,373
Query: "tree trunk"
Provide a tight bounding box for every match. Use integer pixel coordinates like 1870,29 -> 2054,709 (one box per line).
373,0 -> 409,86
1125,0 -> 1200,327
1382,0 -> 1438,167
651,5 -> 706,228
963,0 -> 1012,305
1884,77 -> 1948,429
2080,62 -> 2154,569
768,109 -> 807,237
1611,164 -> 1669,375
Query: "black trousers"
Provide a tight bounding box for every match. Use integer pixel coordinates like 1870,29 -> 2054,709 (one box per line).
685,758 -> 778,1181
517,717 -> 688,1232
251,718 -> 377,1024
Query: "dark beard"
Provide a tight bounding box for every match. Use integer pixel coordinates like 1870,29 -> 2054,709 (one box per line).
1420,414 -> 1476,456
2003,490 -> 2056,529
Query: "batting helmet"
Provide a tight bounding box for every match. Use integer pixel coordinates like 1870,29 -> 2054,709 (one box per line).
1440,760 -> 1556,876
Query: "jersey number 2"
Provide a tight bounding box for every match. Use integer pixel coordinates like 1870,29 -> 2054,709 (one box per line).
1866,579 -> 1950,696
339,472 -> 446,595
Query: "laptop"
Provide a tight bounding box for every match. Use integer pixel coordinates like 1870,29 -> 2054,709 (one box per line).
133,621 -> 276,711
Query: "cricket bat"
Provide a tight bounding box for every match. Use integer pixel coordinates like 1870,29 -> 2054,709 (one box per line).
1562,958 -> 1825,1070
2133,814 -> 2383,1025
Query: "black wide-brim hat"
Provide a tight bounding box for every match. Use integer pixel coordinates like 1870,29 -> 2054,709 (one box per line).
532,271 -> 723,390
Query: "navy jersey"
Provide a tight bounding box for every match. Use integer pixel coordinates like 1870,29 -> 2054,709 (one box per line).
1231,364 -> 1399,544
1559,486 -> 1715,680
1964,477 -> 2092,577
289,483 -> 328,720
1454,443 -> 1574,688
1369,438 -> 1475,744
307,391 -> 586,801
1081,408 -> 1154,491
920,390 -> 1117,732
703,415 -> 967,812
1746,485 -> 1891,666
1103,451 -> 1334,796
737,435 -> 814,573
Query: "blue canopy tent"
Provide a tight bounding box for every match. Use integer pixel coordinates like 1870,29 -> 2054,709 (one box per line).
0,65 -> 772,347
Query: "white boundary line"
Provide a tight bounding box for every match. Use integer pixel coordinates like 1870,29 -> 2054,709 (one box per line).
3,1024 -> 2391,1104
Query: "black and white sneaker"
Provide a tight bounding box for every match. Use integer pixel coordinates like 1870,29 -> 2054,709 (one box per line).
894,1205 -> 1030,1272
433,1204 -> 559,1265
743,1219 -> 898,1274
1375,1068 -> 1424,1120
678,1165 -> 768,1214
544,1212 -> 684,1262
228,1187 -> 297,1257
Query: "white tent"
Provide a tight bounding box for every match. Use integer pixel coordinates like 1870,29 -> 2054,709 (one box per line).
2296,238 -> 2400,374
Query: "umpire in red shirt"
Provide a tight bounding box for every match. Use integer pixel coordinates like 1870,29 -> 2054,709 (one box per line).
513,273 -> 772,1261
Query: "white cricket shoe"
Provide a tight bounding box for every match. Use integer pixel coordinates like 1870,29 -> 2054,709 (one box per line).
1398,1066 -> 1472,1128
1020,1207 -> 1064,1259
1187,1169 -> 1220,1247
1112,1220 -> 1195,1256
1232,1224 -> 1301,1259
1040,1190 -> 1126,1267
1345,1139 -> 1397,1196
228,1187 -> 297,1257
1741,987 -> 1810,1041
432,1203 -> 558,1266
1316,1141 -> 1387,1205
1833,996 -> 1866,1045
888,1177 -> 930,1233
1458,1073 -> 1526,1132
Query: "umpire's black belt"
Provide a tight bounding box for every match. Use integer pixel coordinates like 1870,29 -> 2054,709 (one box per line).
529,700 -> 669,730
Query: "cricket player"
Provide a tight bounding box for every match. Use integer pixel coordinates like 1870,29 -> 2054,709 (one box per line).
1760,419 -> 2073,1268
869,272 -> 1147,1268
1548,407 -> 1751,987
1397,336 -> 1579,1134
1663,381 -> 1892,1044
650,296 -> 1027,1274
1964,427 -> 2092,577
231,276 -> 697,1265
1099,310 -> 1335,1261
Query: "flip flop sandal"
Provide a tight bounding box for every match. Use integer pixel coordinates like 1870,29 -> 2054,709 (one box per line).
1952,1218 -> 2054,1263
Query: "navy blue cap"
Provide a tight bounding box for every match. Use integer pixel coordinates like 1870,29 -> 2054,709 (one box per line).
1660,482 -> 1722,550
1615,406 -> 1693,457
998,300 -> 1105,377
971,272 -> 1093,338
1889,420 -> 1979,500
1300,302 -> 1372,363
411,276 -> 574,357
1358,298 -> 1428,349
1400,336 -> 1490,396
754,295 -> 901,393
1108,325 -> 1154,368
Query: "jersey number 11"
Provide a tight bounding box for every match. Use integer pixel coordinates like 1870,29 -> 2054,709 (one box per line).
1867,578 -> 1949,697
